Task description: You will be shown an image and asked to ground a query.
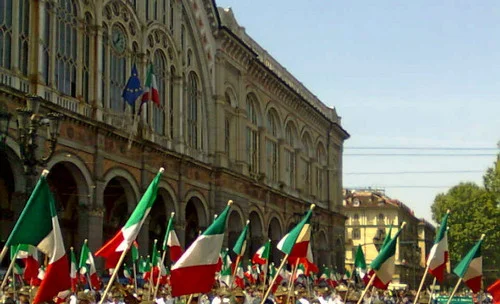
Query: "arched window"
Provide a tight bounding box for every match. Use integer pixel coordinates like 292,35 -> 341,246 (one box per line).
302,133 -> 312,195
224,92 -> 233,157
153,50 -> 167,135
317,143 -> 327,200
18,0 -> 29,76
352,228 -> 361,240
0,0 -> 13,70
82,13 -> 92,103
187,72 -> 198,148
55,0 -> 78,97
169,66 -> 175,139
108,24 -> 128,112
246,94 -> 259,174
266,110 -> 278,181
285,123 -> 296,187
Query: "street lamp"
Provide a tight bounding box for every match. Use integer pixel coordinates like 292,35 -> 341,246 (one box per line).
16,95 -> 62,185
0,109 -> 12,148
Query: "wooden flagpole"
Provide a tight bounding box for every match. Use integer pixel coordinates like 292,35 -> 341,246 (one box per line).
0,247 -> 8,268
261,258 -> 269,296
446,278 -> 462,304
286,258 -> 300,304
260,255 -> 289,304
153,249 -> 167,300
356,273 -> 376,304
231,255 -> 242,288
414,265 -> 430,303
428,277 -> 437,304
132,262 -> 138,294
98,246 -> 130,304
186,294 -> 194,304
0,254 -> 17,290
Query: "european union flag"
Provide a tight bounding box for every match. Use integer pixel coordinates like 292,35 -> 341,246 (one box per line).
122,64 -> 144,107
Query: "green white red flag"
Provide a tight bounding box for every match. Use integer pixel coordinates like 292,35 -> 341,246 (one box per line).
162,213 -> 183,262
79,241 -> 101,290
427,211 -> 450,282
218,248 -> 232,288
252,240 -> 270,265
170,202 -> 232,296
369,223 -> 405,290
453,235 -> 485,293
70,249 -> 78,292
233,220 -> 250,256
95,168 -> 164,268
141,63 -> 160,106
4,170 -> 70,304
14,244 -> 40,284
277,205 -> 314,257
354,245 -> 367,281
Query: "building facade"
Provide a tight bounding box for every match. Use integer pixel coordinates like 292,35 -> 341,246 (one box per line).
0,0 -> 349,269
343,189 -> 435,289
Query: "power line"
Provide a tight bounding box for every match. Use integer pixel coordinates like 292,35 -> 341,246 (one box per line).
345,147 -> 498,151
344,170 -> 484,175
345,153 -> 496,157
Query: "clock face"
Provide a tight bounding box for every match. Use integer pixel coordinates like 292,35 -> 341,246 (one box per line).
111,26 -> 127,54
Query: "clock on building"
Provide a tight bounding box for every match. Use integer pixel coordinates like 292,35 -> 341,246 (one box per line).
111,25 -> 127,54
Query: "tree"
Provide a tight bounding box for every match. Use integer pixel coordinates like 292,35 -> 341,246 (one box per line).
431,156 -> 500,285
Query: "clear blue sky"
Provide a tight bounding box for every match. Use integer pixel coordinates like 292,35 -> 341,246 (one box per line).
215,0 -> 500,224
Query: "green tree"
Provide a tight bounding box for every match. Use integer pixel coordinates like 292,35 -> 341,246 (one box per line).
431,157 -> 500,285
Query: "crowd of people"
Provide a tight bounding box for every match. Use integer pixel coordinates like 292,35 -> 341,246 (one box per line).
0,279 -> 494,304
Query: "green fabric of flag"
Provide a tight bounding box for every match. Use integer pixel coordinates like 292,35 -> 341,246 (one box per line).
278,208 -> 313,255
5,175 -> 54,247
131,242 -> 139,262
79,242 -> 91,272
354,245 -> 366,270
370,226 -> 403,270
453,238 -> 483,278
202,205 -> 231,236
232,221 -> 249,256
381,225 -> 393,250
151,242 -> 158,265
162,214 -> 175,250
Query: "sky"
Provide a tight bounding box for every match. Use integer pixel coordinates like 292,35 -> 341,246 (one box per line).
215,0 -> 500,224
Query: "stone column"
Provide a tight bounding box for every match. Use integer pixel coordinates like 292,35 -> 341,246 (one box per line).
87,207 -> 104,269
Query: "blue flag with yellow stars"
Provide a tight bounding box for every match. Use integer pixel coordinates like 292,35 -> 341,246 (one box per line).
122,64 -> 143,107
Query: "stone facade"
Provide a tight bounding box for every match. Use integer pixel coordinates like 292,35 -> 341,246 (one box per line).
0,0 -> 349,270
343,189 -> 435,289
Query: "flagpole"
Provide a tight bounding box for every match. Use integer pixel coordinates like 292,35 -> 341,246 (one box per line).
286,258 -> 300,304
261,258 -> 269,296
356,272 -> 376,304
153,249 -> 167,299
446,278 -> 462,304
414,264 -> 430,303
133,262 -> 138,294
260,254 -> 289,304
186,294 -> 194,304
0,253 -> 17,290
231,255 -> 242,288
428,277 -> 437,304
98,246 -> 131,304
0,247 -> 7,267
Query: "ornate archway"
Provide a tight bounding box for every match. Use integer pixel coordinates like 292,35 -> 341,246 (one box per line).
102,177 -> 135,243
249,211 -> 263,261
227,210 -> 243,260
184,196 -> 207,248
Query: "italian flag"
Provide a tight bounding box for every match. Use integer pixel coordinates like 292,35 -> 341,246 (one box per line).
96,168 -> 163,268
218,248 -> 232,288
14,244 -> 40,284
162,212 -> 183,262
288,244 -> 319,276
170,202 -> 232,297
427,211 -> 450,282
79,240 -> 101,290
453,235 -> 485,293
123,263 -> 133,283
354,245 -> 367,280
369,223 -> 405,290
277,205 -> 315,258
233,220 -> 250,256
70,249 -> 78,292
252,240 -> 270,265
141,63 -> 160,106
4,170 -> 71,304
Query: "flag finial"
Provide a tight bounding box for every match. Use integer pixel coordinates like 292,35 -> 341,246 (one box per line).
170,212 -> 175,218
159,167 -> 165,173
84,239 -> 88,244
310,204 -> 316,210
227,200 -> 233,206
446,209 -> 451,214
480,234 -> 486,240
246,219 -> 250,225
401,221 -> 407,228
70,247 -> 74,251
42,169 -> 50,177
